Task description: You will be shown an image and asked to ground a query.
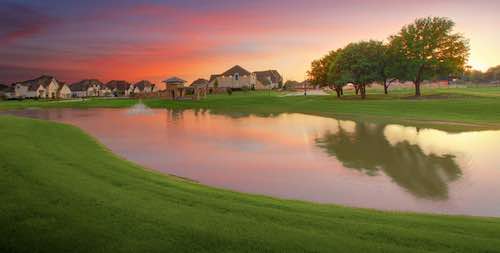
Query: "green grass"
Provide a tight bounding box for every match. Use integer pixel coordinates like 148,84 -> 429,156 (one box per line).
1,87 -> 500,128
1,116 -> 499,253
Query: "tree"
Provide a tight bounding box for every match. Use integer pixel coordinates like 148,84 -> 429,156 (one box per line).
389,17 -> 469,96
485,65 -> 500,82
328,41 -> 385,99
308,50 -> 345,97
379,42 -> 408,94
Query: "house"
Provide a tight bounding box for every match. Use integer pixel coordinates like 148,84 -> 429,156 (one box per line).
254,70 -> 283,89
0,84 -> 15,99
208,65 -> 282,90
14,75 -> 63,99
69,79 -> 104,98
190,78 -> 209,88
57,83 -> 72,99
208,65 -> 258,89
132,80 -> 156,94
104,80 -> 132,97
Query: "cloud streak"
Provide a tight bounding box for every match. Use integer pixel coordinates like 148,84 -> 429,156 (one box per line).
0,2 -> 56,45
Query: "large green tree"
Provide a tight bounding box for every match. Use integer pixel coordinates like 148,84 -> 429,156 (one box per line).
389,17 -> 469,96
328,41 -> 385,99
307,50 -> 345,97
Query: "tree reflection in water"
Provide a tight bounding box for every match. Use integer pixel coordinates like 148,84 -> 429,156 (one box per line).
315,122 -> 462,200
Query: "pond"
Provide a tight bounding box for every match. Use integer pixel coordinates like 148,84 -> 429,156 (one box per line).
5,108 -> 500,217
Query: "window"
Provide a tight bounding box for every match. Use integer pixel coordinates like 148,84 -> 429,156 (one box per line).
234,73 -> 239,81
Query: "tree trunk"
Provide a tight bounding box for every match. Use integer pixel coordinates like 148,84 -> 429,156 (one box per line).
340,88 -> 344,95
383,80 -> 388,95
360,85 -> 366,99
415,81 -> 421,97
414,66 -> 424,97
334,86 -> 342,98
354,85 -> 360,95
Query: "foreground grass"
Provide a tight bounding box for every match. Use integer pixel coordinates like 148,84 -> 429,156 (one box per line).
1,87 -> 500,127
1,116 -> 500,252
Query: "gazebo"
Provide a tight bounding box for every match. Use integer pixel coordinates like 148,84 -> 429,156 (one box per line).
162,77 -> 207,100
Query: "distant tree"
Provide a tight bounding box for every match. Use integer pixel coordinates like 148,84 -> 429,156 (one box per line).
389,17 -> 470,96
485,65 -> 500,82
283,80 -> 300,90
214,79 -> 219,89
462,67 -> 485,83
328,41 -> 385,99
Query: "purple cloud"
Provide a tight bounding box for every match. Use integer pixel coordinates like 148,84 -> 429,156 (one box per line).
0,2 -> 56,45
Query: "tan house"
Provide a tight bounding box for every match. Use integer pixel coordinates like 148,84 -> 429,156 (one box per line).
104,80 -> 132,97
254,70 -> 283,89
14,75 -> 64,99
69,79 -> 104,97
190,78 -> 209,88
57,83 -> 72,99
132,80 -> 156,94
208,65 -> 282,90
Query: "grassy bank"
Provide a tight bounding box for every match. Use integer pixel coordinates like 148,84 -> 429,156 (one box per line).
1,87 -> 500,128
1,116 -> 500,252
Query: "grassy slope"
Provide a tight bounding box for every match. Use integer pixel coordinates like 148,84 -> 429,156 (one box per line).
1,116 -> 500,253
1,87 -> 500,127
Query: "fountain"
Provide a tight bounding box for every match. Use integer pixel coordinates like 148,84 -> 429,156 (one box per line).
127,100 -> 154,115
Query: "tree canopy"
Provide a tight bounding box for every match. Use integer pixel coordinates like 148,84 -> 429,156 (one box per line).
328,40 -> 385,99
389,17 -> 469,96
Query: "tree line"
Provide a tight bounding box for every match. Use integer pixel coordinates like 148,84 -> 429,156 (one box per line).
307,17 -> 470,98
462,65 -> 500,83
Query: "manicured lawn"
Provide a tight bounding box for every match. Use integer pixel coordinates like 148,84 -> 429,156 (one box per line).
1,87 -> 500,128
1,116 -> 499,252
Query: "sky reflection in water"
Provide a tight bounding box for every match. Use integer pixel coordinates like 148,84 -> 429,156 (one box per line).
5,108 -> 500,216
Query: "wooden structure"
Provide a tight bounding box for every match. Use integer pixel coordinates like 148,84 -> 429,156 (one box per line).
162,77 -> 207,100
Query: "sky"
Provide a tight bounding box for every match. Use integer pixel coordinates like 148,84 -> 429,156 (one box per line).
1,0 -> 499,86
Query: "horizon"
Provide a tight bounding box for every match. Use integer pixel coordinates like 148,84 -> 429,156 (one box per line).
1,0 -> 499,85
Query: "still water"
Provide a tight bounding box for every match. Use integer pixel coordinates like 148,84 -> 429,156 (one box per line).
6,108 -> 500,216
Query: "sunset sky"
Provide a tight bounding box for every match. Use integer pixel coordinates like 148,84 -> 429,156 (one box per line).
1,0 -> 499,85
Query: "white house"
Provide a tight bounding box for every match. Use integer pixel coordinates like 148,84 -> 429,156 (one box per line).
14,75 -> 63,99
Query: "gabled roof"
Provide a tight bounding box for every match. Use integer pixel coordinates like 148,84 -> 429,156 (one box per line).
70,79 -> 103,92
221,65 -> 251,76
133,80 -> 155,91
163,77 -> 187,85
190,78 -> 208,87
209,74 -> 221,83
253,70 -> 283,85
105,80 -> 131,91
0,83 -> 10,91
17,75 -> 58,91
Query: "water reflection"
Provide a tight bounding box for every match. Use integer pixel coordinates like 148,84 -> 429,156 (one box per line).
3,108 -> 500,216
316,123 -> 462,200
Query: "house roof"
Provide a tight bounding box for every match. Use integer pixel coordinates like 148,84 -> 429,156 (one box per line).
133,80 -> 155,91
190,78 -> 209,87
105,80 -> 131,91
253,70 -> 283,86
209,74 -> 221,83
0,84 -> 10,91
163,77 -> 187,85
221,65 -> 251,76
17,75 -> 58,91
70,79 -> 103,92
